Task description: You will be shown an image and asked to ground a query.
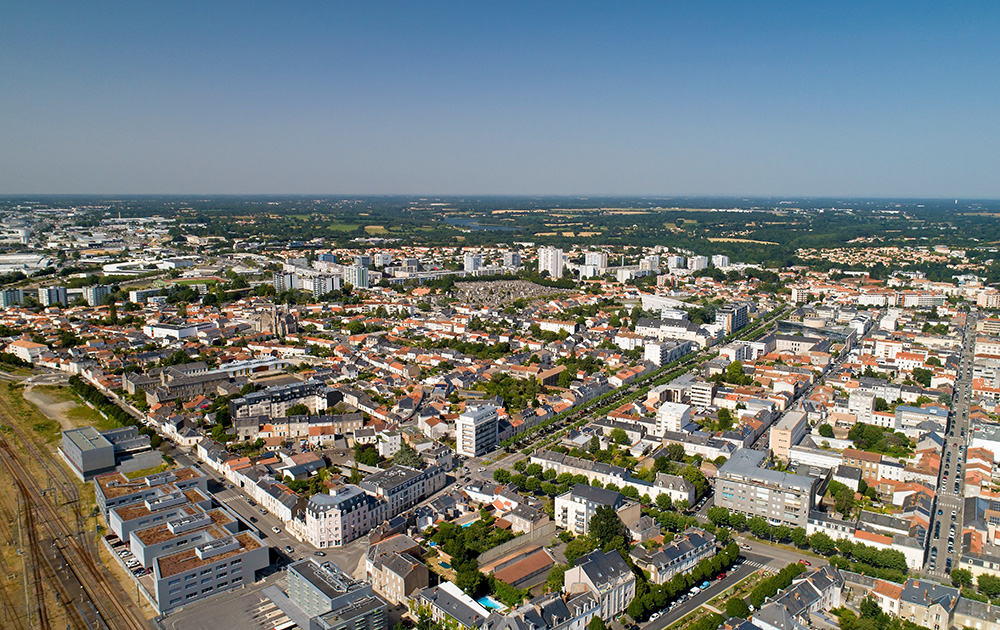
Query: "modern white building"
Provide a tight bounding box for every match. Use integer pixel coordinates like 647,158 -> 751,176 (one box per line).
711,255 -> 730,268
503,251 -> 522,268
655,402 -> 692,437
538,247 -> 565,279
456,406 -> 499,457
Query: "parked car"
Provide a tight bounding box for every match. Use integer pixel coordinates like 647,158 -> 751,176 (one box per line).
250,517 -> 258,523
799,559 -> 811,566
284,546 -> 295,554
272,526 -> 281,534
313,551 -> 326,557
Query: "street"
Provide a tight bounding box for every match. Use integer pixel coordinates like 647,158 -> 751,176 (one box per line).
925,308 -> 977,577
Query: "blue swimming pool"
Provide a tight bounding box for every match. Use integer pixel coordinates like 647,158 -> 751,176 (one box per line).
477,595 -> 504,610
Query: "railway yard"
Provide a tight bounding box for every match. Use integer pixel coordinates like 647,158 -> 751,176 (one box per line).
0,381 -> 151,630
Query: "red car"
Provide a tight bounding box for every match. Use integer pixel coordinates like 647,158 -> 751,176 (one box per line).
800,559 -> 811,566
717,573 -> 727,580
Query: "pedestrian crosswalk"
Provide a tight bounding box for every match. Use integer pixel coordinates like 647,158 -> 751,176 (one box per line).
740,559 -> 769,571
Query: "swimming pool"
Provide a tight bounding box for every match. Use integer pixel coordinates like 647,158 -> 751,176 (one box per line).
477,595 -> 504,610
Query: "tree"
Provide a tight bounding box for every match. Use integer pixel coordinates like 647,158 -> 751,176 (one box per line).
354,444 -> 380,467
717,407 -> 734,431
393,441 -> 424,468
790,527 -> 809,549
590,505 -> 627,549
912,367 -> 933,388
725,597 -> 751,618
588,617 -> 606,630
859,596 -> 882,620
610,428 -> 630,445
680,464 -> 709,500
547,564 -> 567,592
666,443 -> 686,461
707,506 -> 730,527
747,516 -> 770,539
979,574 -> 1000,599
808,532 -> 836,555
656,494 -> 673,512
286,403 -> 310,417
834,485 -> 855,516
818,424 -> 834,438
589,435 -> 601,453
951,568 -> 974,589
456,567 -> 486,597
729,512 -> 746,531
874,397 -> 890,412
565,536 -> 597,565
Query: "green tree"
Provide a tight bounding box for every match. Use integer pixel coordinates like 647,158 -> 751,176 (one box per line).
680,464 -> 709,500
666,443 -> 686,461
547,564 -> 567,592
725,597 -> 751,618
393,441 -> 423,468
590,505 -> 627,549
951,568 -> 974,589
912,367 -> 933,388
707,506 -> 730,527
286,403 -> 310,416
588,617 -> 606,630
610,427 -> 630,445
589,435 -> 601,453
565,536 -> 597,565
808,532 -> 836,555
818,424 -> 834,438
790,527 -> 809,548
874,397 -> 890,412
747,516 -> 770,539
979,574 -> 1000,598
456,567 -> 486,597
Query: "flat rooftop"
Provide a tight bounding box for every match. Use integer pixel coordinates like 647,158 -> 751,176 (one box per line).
156,532 -> 262,578
63,427 -> 113,453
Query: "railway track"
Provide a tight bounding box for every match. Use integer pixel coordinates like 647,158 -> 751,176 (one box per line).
0,422 -> 149,630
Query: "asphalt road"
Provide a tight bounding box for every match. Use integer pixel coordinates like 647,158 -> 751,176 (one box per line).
925,308 -> 977,577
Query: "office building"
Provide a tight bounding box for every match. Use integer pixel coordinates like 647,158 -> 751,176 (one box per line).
373,253 -> 393,267
0,288 -> 23,307
354,255 -> 372,268
688,256 -> 708,271
711,255 -> 730,268
715,449 -> 822,528
456,405 -> 499,457
60,427 -> 115,480
655,402 -> 692,437
153,532 -> 268,613
359,465 -> 446,518
564,550 -> 635,620
538,246 -> 564,279
630,528 -> 715,584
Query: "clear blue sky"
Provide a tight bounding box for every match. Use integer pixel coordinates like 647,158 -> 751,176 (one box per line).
2,2 -> 999,196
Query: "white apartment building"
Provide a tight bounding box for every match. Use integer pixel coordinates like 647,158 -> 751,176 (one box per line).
456,406 -> 498,457
463,252 -> 482,273
538,246 -> 565,279
655,402 -> 692,437
555,484 -> 625,536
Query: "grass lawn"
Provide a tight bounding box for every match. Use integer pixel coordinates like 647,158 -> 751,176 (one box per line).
1,384 -> 61,442
34,385 -> 118,430
125,463 -> 171,479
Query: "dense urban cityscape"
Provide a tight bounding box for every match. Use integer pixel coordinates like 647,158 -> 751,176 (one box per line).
0,197 -> 998,630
